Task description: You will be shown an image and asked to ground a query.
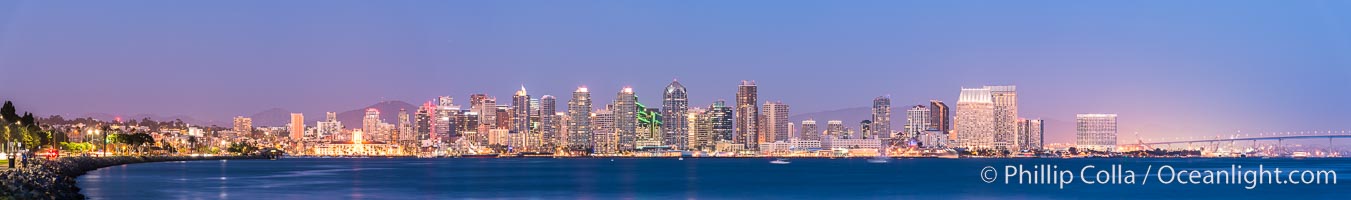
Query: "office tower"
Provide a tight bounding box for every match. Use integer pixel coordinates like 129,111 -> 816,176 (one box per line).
459,111 -> 481,145
787,122 -> 795,141
233,116 -> 252,135
317,112 -> 342,140
763,101 -> 789,142
826,120 -> 844,139
592,107 -> 616,154
872,96 -> 892,139
858,120 -> 872,139
471,94 -> 497,128
415,102 -> 433,141
735,80 -> 760,150
929,100 -> 951,138
988,85 -> 1018,151
662,80 -> 689,149
397,109 -> 411,141
614,87 -> 638,151
512,86 -> 532,135
687,108 -> 708,151
800,119 -> 819,141
540,95 -> 557,148
708,100 -> 734,143
636,105 -> 662,148
363,108 -> 381,136
567,86 -> 593,150
495,106 -> 511,129
289,113 -> 303,139
956,87 -> 995,150
905,105 -> 930,139
1017,119 -> 1045,151
1076,114 -> 1117,152
436,96 -> 459,142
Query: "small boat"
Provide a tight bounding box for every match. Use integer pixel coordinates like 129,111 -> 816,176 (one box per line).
867,156 -> 890,163
678,157 -> 684,161
770,158 -> 791,164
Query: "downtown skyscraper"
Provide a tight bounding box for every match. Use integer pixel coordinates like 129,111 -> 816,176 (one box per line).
1016,118 -> 1044,151
989,86 -> 1018,151
707,100 -> 734,147
800,119 -> 818,141
872,96 -> 892,139
539,95 -> 557,149
735,80 -> 759,150
614,87 -> 638,151
763,101 -> 790,142
566,86 -> 592,150
929,100 -> 951,139
1076,114 -> 1117,152
661,80 -> 688,149
956,87 -> 994,150
905,105 -> 929,139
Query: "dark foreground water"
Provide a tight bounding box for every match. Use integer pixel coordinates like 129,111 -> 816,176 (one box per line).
79,158 -> 1349,199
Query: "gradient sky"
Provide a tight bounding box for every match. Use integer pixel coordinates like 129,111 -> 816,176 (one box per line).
2,1 -> 1349,143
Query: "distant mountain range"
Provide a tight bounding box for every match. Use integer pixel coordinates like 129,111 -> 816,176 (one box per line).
76,113 -> 224,127
333,101 -> 418,127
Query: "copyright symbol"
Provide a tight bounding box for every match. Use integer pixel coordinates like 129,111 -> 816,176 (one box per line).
980,166 -> 997,183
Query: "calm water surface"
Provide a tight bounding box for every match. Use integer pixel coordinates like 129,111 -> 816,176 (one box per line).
78,158 -> 1350,199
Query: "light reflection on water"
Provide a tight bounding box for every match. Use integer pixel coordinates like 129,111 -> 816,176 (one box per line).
76,158 -> 1349,199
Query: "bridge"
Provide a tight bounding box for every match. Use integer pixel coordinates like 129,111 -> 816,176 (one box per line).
1137,130 -> 1351,149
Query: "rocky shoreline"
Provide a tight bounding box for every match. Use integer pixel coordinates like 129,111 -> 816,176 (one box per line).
0,155 -> 264,200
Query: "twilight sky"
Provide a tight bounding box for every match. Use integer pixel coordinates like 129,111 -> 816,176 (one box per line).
1,1 -> 1349,143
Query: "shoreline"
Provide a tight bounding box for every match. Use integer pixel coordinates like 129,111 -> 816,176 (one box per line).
0,155 -> 265,199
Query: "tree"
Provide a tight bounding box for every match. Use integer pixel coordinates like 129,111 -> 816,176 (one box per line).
226,142 -> 257,155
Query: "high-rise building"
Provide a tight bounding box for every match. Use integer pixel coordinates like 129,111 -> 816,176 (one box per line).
317,112 -> 342,140
956,87 -> 994,150
872,96 -> 892,139
363,108 -> 380,135
1076,114 -> 1117,152
662,80 -> 689,149
929,100 -> 951,138
762,101 -> 790,142
471,94 -> 497,129
905,105 -> 930,139
826,120 -> 845,139
233,116 -> 252,136
614,87 -> 638,151
289,113 -> 304,139
567,86 -> 593,150
636,105 -> 662,149
458,111 -> 481,145
687,108 -> 708,151
708,100 -> 734,144
988,85 -> 1018,150
512,86 -> 532,135
415,102 -> 433,141
592,107 -> 617,154
800,119 -> 818,141
858,120 -> 872,139
436,96 -> 459,142
735,80 -> 759,150
397,109 -> 411,141
1017,118 -> 1044,152
539,95 -> 557,148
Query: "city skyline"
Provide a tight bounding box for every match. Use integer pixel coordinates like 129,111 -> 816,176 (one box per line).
3,1 -> 1351,144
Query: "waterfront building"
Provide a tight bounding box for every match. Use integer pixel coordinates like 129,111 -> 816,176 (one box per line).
614,87 -> 638,151
1017,118 -> 1045,151
289,113 -> 304,140
233,116 -> 252,136
872,96 -> 892,139
415,102 -> 433,141
512,86 -> 532,136
539,95 -> 557,149
436,96 -> 458,142
821,138 -> 882,150
956,87 -> 994,150
662,80 -> 689,149
592,107 -> 618,154
825,120 -> 844,139
988,85 -> 1018,151
763,101 -> 790,142
800,119 -> 819,141
757,138 -> 822,154
1076,114 -> 1117,152
567,86 -> 593,150
687,108 -> 708,151
363,108 -> 381,136
708,100 -> 734,145
929,100 -> 951,142
858,120 -> 872,139
735,80 -> 760,150
905,105 -> 930,140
